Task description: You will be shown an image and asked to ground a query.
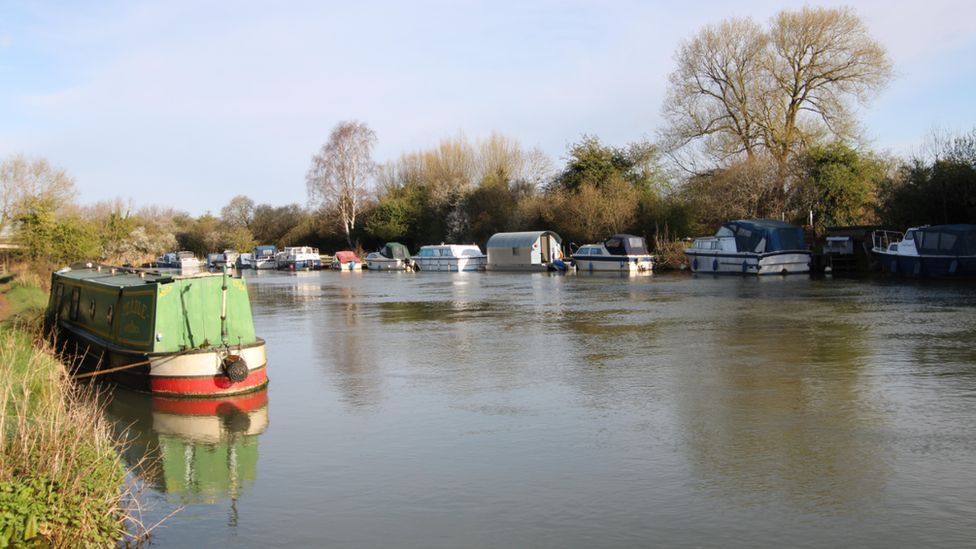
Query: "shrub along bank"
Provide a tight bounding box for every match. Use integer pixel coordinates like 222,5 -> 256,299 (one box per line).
0,275 -> 129,547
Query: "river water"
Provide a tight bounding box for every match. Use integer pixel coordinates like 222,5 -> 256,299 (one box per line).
104,271 -> 976,548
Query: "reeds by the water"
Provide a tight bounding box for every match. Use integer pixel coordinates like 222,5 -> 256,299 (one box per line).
0,325 -> 128,547
0,269 -> 169,547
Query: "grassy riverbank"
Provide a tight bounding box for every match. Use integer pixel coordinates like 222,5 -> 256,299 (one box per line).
0,271 -> 129,547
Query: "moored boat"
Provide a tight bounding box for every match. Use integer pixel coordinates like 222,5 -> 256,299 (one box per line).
872,224 -> 976,278
46,263 -> 267,397
411,244 -> 486,272
571,234 -> 654,272
331,250 -> 363,271
252,245 -> 278,270
276,246 -> 321,271
685,220 -> 811,275
156,251 -> 202,270
365,242 -> 412,271
486,231 -> 565,271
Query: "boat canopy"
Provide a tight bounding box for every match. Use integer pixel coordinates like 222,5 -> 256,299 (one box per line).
381,242 -> 411,260
334,251 -> 361,263
604,234 -> 648,255
912,224 -> 976,256
718,220 -> 806,253
486,231 -> 562,249
254,245 -> 277,258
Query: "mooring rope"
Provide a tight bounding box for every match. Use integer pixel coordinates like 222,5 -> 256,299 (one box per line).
72,347 -> 197,379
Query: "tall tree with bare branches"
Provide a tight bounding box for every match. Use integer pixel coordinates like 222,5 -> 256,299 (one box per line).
306,121 -> 377,247
662,6 -> 892,176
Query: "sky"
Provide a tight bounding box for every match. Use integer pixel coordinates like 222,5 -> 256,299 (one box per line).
1,0 -> 975,215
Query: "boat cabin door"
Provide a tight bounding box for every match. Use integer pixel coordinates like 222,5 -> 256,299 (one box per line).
540,234 -> 552,263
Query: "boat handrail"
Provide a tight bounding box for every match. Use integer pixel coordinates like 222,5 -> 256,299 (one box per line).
871,229 -> 903,252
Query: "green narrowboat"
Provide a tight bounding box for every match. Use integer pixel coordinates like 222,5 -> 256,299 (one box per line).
46,263 -> 267,397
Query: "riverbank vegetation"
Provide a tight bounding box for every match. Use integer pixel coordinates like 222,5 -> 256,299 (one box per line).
0,275 -> 137,547
0,6 -> 973,273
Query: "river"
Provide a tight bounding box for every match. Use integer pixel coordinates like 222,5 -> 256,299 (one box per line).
104,271 -> 976,548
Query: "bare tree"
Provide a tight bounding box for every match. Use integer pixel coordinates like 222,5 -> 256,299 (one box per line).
0,154 -> 77,230
662,6 -> 892,176
220,195 -> 255,228
306,121 -> 378,247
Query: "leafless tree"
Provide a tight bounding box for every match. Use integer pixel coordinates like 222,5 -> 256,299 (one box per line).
662,6 -> 892,177
306,121 -> 378,247
220,195 -> 255,228
0,154 -> 77,230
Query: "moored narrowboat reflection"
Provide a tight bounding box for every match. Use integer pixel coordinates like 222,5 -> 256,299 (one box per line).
105,387 -> 268,505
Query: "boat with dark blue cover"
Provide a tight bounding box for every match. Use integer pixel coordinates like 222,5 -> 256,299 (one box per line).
685,220 -> 811,275
872,224 -> 976,278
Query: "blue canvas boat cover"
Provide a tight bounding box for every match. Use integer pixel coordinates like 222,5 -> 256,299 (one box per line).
604,234 -> 649,255
719,220 -> 806,253
912,224 -> 976,256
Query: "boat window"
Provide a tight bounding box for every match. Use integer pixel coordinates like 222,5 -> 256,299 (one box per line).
69,287 -> 80,321
904,230 -> 914,242
512,247 -> 519,256
106,305 -> 114,325
717,227 -> 734,237
939,232 -> 957,251
89,298 -> 96,320
461,249 -> 480,257
591,248 -> 603,255
605,238 -> 622,249
922,231 -> 939,250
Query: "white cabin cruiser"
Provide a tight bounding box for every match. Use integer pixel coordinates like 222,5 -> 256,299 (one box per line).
276,246 -> 321,271
252,245 -> 278,270
571,234 -> 654,272
685,220 -> 811,275
872,224 -> 976,278
156,251 -> 202,270
411,244 -> 486,272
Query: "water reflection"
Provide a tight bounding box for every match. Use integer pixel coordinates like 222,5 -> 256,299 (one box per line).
673,302 -> 890,512
105,388 -> 268,506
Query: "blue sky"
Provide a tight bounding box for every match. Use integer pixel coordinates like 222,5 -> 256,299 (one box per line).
1,0 -> 975,215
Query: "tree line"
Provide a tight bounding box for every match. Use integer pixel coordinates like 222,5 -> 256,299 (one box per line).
2,6 -> 974,267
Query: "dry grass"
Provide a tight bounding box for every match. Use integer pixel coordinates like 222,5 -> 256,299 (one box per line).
0,266 -> 167,547
651,224 -> 692,271
0,326 -> 127,547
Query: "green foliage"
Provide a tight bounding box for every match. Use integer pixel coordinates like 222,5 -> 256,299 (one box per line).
553,136 -> 664,193
796,142 -> 882,235
15,201 -> 102,264
877,131 -> 976,228
464,176 -> 518,246
0,476 -> 122,548
251,204 -> 313,248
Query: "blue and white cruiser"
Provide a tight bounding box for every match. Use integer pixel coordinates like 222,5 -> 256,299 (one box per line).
685,220 -> 811,275
571,234 -> 654,273
872,224 -> 976,278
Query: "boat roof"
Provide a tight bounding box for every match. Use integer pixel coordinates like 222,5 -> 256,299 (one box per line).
334,250 -> 361,263
381,242 -> 411,259
726,219 -> 800,230
486,231 -> 562,249
54,264 -> 223,288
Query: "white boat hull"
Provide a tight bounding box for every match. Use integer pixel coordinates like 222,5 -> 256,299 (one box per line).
366,258 -> 407,271
413,256 -> 486,272
685,250 -> 811,275
573,256 -> 653,272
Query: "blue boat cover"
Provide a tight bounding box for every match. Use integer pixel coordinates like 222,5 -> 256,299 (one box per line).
604,234 -> 649,255
912,224 -> 976,256
719,220 -> 806,253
